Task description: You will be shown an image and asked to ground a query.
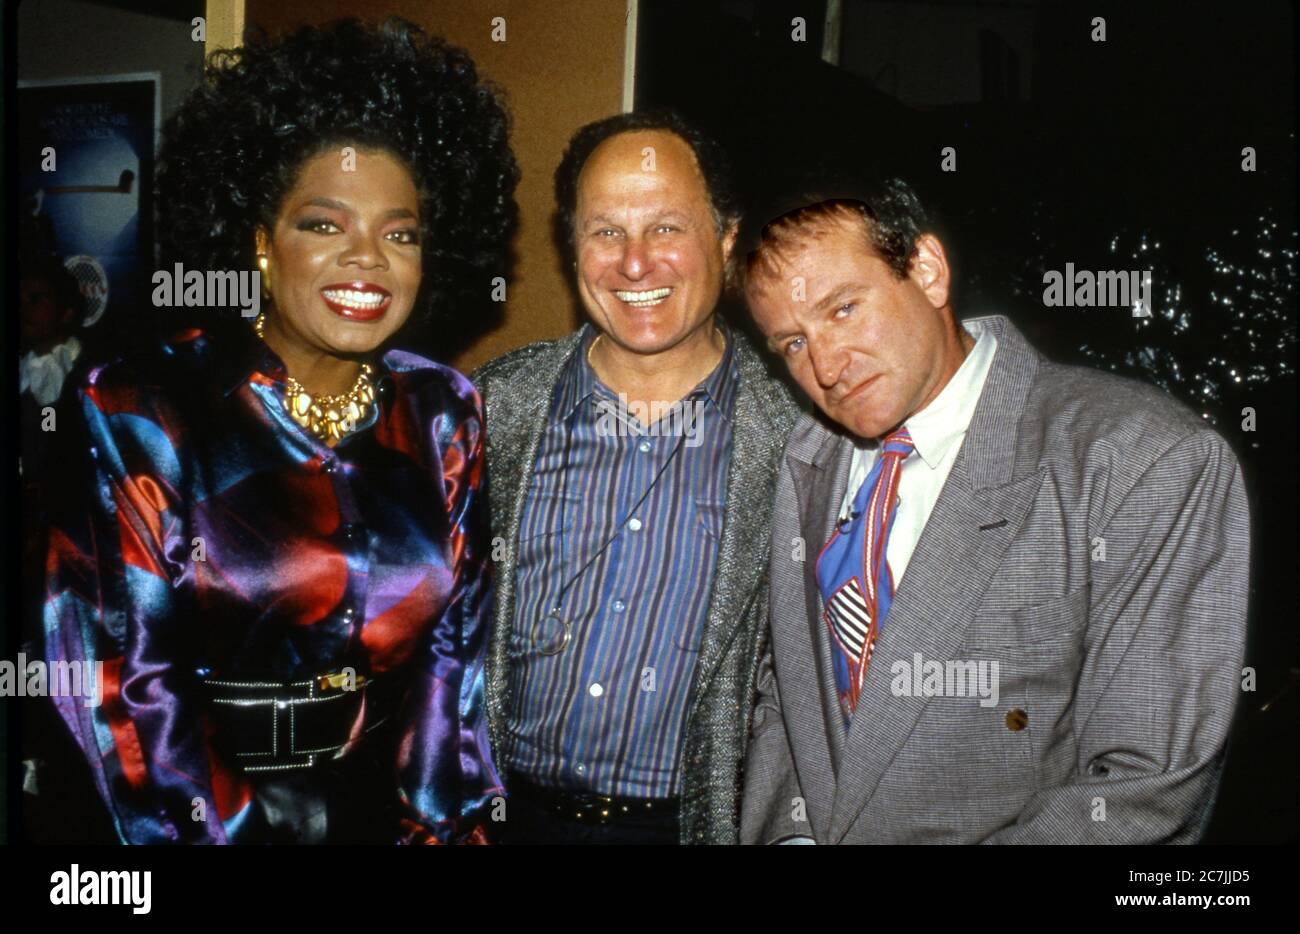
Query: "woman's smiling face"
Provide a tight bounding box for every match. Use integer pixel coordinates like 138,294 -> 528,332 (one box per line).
256,146 -> 423,358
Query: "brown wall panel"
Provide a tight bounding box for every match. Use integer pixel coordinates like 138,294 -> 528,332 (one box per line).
244,0 -> 630,370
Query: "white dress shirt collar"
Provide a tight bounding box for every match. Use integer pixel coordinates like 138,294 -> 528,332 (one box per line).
837,319 -> 998,523
905,318 -> 998,470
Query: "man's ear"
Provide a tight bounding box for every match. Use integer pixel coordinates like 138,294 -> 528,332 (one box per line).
254,226 -> 270,257
909,233 -> 951,309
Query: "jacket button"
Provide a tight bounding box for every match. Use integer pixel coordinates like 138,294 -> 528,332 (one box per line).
1005,708 -> 1028,731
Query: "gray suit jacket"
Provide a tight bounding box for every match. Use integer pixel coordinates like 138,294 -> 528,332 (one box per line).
741,314 -> 1250,844
473,324 -> 800,843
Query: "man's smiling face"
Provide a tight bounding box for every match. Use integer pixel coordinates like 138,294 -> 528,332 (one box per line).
745,212 -> 963,440
572,129 -> 734,356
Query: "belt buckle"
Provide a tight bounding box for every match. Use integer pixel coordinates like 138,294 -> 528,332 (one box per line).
201,670 -> 371,773
316,671 -> 367,693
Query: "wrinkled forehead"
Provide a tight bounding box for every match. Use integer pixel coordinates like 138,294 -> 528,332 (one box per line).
576,130 -> 711,212
745,211 -> 874,294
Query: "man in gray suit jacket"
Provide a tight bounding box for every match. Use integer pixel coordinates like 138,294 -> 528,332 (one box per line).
473,111 -> 798,843
735,181 -> 1250,843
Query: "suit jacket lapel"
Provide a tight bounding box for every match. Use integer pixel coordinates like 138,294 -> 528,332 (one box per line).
826,314 -> 1045,842
789,429 -> 854,772
767,419 -> 851,836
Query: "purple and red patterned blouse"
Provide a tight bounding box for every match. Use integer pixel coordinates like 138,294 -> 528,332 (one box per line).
41,326 -> 501,844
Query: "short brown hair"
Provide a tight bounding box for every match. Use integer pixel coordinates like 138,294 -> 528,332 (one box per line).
733,178 -> 931,294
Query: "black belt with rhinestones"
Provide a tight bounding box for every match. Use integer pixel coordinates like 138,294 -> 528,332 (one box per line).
506,772 -> 680,826
199,671 -> 396,773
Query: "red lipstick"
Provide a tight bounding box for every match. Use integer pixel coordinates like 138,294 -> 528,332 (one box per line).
319,282 -> 392,321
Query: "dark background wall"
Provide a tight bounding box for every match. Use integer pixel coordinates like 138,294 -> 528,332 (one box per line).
636,0 -> 1297,842
18,0 -> 203,119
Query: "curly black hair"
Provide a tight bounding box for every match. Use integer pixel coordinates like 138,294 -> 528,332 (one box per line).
156,17 -> 518,330
553,108 -> 740,263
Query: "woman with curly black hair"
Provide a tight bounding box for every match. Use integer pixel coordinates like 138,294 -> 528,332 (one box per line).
41,18 -> 518,844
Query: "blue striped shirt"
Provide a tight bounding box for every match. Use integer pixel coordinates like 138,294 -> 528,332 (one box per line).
503,322 -> 738,798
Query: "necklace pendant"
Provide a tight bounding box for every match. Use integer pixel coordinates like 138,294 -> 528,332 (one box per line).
533,614 -> 571,656
257,320 -> 377,445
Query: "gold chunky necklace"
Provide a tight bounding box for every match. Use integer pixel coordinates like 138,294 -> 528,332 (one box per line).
254,312 -> 377,444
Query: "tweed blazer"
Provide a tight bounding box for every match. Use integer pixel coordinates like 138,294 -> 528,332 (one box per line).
741,314 -> 1251,844
473,324 -> 801,843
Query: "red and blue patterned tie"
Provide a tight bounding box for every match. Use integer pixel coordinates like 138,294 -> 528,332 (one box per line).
814,427 -> 915,721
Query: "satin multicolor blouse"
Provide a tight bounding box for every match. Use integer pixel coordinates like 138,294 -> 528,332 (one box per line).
41,327 -> 500,844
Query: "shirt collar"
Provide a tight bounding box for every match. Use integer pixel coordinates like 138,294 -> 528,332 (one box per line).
551,323 -> 601,420
212,325 -> 395,402
211,329 -> 391,444
550,317 -> 740,424
697,317 -> 739,422
209,325 -> 287,397
902,318 -> 998,469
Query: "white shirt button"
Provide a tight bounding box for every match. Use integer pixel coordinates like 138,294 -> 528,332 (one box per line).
612,599 -> 626,613
589,682 -> 604,697
638,439 -> 652,453
627,517 -> 643,532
